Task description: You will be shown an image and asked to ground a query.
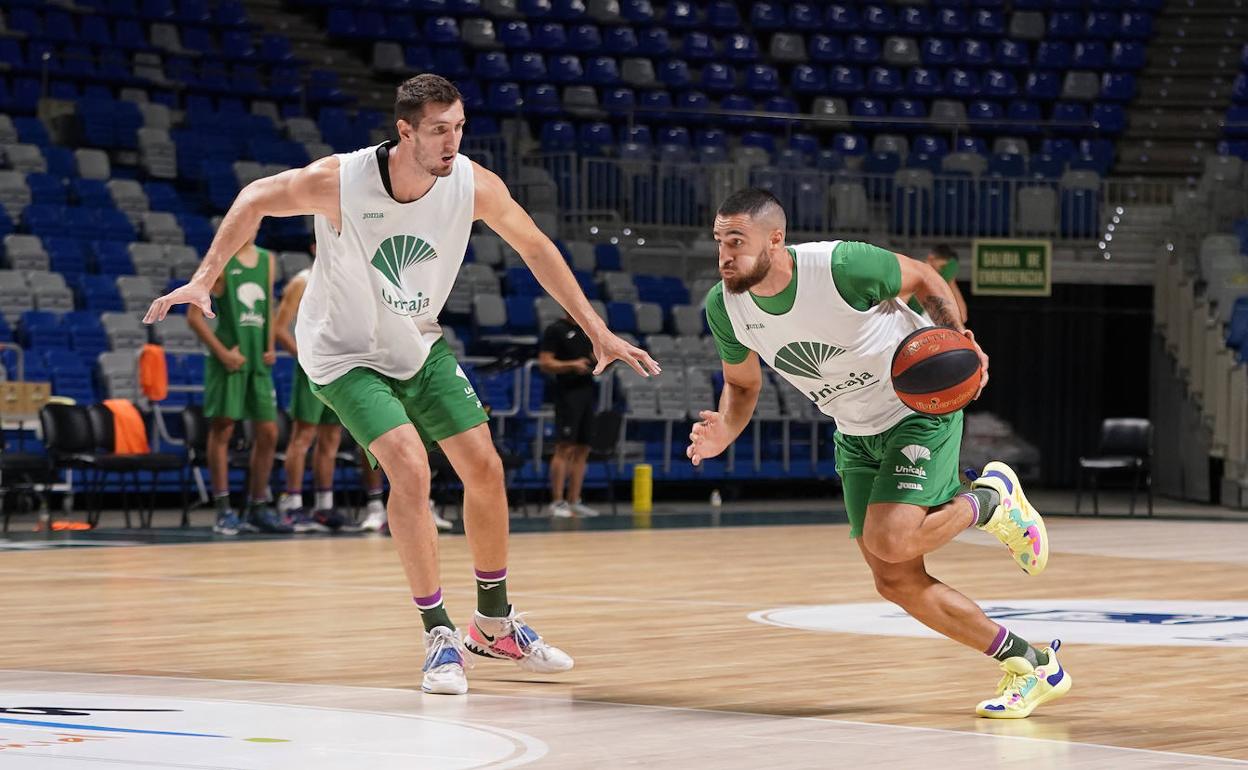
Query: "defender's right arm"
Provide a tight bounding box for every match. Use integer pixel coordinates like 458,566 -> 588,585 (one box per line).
143,157 -> 341,323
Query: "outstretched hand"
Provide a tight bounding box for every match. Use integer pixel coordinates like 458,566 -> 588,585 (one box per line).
144,282 -> 213,324
591,331 -> 662,377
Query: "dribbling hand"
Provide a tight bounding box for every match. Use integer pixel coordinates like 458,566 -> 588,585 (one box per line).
687,410 -> 730,466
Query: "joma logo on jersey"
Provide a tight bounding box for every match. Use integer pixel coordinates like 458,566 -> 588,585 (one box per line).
371,235 -> 438,317
363,212 -> 385,219
807,372 -> 876,403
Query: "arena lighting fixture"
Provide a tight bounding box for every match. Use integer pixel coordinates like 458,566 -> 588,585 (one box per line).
623,228 -> 632,235
610,236 -> 619,244
1099,241 -> 1107,249
589,226 -> 599,235
637,238 -> 646,245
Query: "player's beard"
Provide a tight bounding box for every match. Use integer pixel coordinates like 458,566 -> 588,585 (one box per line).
722,247 -> 772,294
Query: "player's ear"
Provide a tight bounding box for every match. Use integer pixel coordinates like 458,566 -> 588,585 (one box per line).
396,118 -> 414,142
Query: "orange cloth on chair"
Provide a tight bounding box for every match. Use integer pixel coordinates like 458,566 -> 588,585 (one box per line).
103,399 -> 150,454
139,343 -> 169,402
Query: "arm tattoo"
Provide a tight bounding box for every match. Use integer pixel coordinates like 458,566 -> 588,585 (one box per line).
921,295 -> 962,329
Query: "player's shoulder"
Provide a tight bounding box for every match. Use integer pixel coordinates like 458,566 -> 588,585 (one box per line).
703,279 -> 726,306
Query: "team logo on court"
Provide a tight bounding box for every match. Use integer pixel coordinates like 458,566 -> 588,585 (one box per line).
371,235 -> 438,316
750,600 -> 1248,647
235,282 -> 266,328
773,341 -> 845,379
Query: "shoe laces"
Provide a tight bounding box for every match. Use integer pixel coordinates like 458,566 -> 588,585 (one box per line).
424,628 -> 472,672
994,662 -> 1037,699
985,508 -> 1031,553
498,611 -> 546,657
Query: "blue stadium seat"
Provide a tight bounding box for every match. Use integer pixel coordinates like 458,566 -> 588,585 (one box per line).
959,39 -> 992,67
606,301 -> 637,333
899,6 -> 930,33
658,59 -> 691,89
746,64 -> 780,96
724,33 -> 759,62
638,28 -> 670,57
1086,11 -> 1119,38
973,10 -> 1006,36
701,62 -> 736,95
707,0 -> 741,29
533,22 -> 568,51
1073,41 -> 1109,69
1101,73 -> 1136,101
621,0 -> 655,23
789,3 -> 820,28
665,0 -> 699,28
793,65 -> 828,94
988,152 -> 1026,176
863,4 -> 896,33
936,8 -> 969,34
475,51 -> 512,80
566,24 -> 599,52
681,32 -> 716,61
945,68 -> 981,98
825,4 -> 859,32
549,54 -> 584,83
750,1 -> 785,29
1111,41 -> 1146,70
907,68 -> 943,97
1025,71 -> 1061,100
604,27 -> 638,55
847,35 -> 881,64
922,38 -> 957,66
810,35 -> 845,64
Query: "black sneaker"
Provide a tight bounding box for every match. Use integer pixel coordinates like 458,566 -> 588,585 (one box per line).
246,506 -> 294,534
313,508 -> 346,532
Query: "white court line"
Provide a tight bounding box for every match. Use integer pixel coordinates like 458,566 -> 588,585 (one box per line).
2,669 -> 1243,767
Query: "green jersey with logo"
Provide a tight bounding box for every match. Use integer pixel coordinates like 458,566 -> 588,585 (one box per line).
705,241 -> 927,436
214,248 -> 271,373
297,144 -> 474,385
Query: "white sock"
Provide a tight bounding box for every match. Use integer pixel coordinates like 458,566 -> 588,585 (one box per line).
316,490 -> 333,511
278,493 -> 301,512
367,499 -> 385,515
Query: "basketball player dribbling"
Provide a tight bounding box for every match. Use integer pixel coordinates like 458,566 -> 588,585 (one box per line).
146,74 -> 661,695
686,189 -> 1072,718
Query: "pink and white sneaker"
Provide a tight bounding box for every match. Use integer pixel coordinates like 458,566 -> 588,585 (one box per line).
464,608 -> 574,673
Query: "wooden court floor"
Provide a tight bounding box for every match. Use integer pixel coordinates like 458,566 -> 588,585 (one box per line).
0,516 -> 1245,767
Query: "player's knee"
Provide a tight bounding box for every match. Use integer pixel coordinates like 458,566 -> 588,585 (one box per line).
871,570 -> 921,605
253,421 -> 278,447
464,447 -> 504,487
379,447 -> 430,491
863,530 -> 913,564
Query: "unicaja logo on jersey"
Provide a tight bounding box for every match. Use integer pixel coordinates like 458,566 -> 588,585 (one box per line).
371,235 -> 438,316
773,341 -> 846,379
235,282 -> 266,328
895,444 -> 931,480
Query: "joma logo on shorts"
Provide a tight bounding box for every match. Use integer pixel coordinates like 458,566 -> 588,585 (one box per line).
897,481 -> 923,491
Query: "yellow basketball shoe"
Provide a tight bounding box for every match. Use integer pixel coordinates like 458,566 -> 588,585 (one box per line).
971,461 -> 1049,575
976,640 -> 1073,718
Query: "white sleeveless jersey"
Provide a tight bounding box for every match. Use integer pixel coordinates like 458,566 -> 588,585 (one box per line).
722,242 -> 928,435
297,147 -> 475,384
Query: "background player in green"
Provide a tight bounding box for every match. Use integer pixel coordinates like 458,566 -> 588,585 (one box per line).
907,243 -> 968,324
273,251 -> 452,533
186,240 -> 292,536
145,74 -> 659,695
687,189 -> 1071,719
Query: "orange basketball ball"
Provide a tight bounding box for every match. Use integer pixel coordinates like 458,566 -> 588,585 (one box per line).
890,326 -> 982,415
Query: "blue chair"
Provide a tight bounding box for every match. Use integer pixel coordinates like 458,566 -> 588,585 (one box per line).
1028,153 -> 1066,179
623,124 -> 653,145
825,4 -> 859,32
750,1 -> 785,29
585,56 -> 620,86
578,122 -> 615,155
1111,41 -> 1146,70
475,51 -> 512,80
936,8 -> 969,34
424,16 -> 461,44
665,0 -> 699,28
891,98 -> 926,120
868,66 -> 903,95
512,52 -> 547,81
988,152 -> 1026,176
1025,71 -> 1061,100
701,63 -> 736,95
789,3 -> 819,28
567,24 -> 600,52
847,35 -> 881,64
830,65 -> 866,94
541,120 -> 576,151
1007,99 -> 1042,133
499,20 -> 533,48
988,38 -> 1028,66
922,38 -> 957,66
955,136 -> 989,155
602,86 -> 635,116
432,48 -> 470,78
973,9 -> 1005,36
982,69 -> 1018,99
1051,102 -> 1088,134
533,22 -> 568,51
945,68 -> 980,98
618,0 -> 653,22
969,99 -> 1003,123
746,64 -> 780,95
681,31 -> 716,61
1101,73 -> 1136,101
1086,11 -> 1119,38
720,94 -> 754,126
658,59 -> 691,89
604,26 -> 638,55
1035,41 -> 1072,69
811,35 -> 845,64
708,0 -> 741,29
724,33 -> 759,62
899,6 -> 930,33
793,65 -> 828,94
549,54 -> 584,83
913,135 -> 949,156
833,133 -> 868,158
1048,11 -> 1083,37
1074,41 -> 1109,69
524,83 -> 561,115
960,39 -> 992,67
638,28 -> 670,57
907,68 -> 943,97
1092,103 -> 1125,133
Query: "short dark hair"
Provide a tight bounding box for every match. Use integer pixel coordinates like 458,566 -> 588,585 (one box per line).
930,243 -> 957,261
717,188 -> 786,220
394,74 -> 463,126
